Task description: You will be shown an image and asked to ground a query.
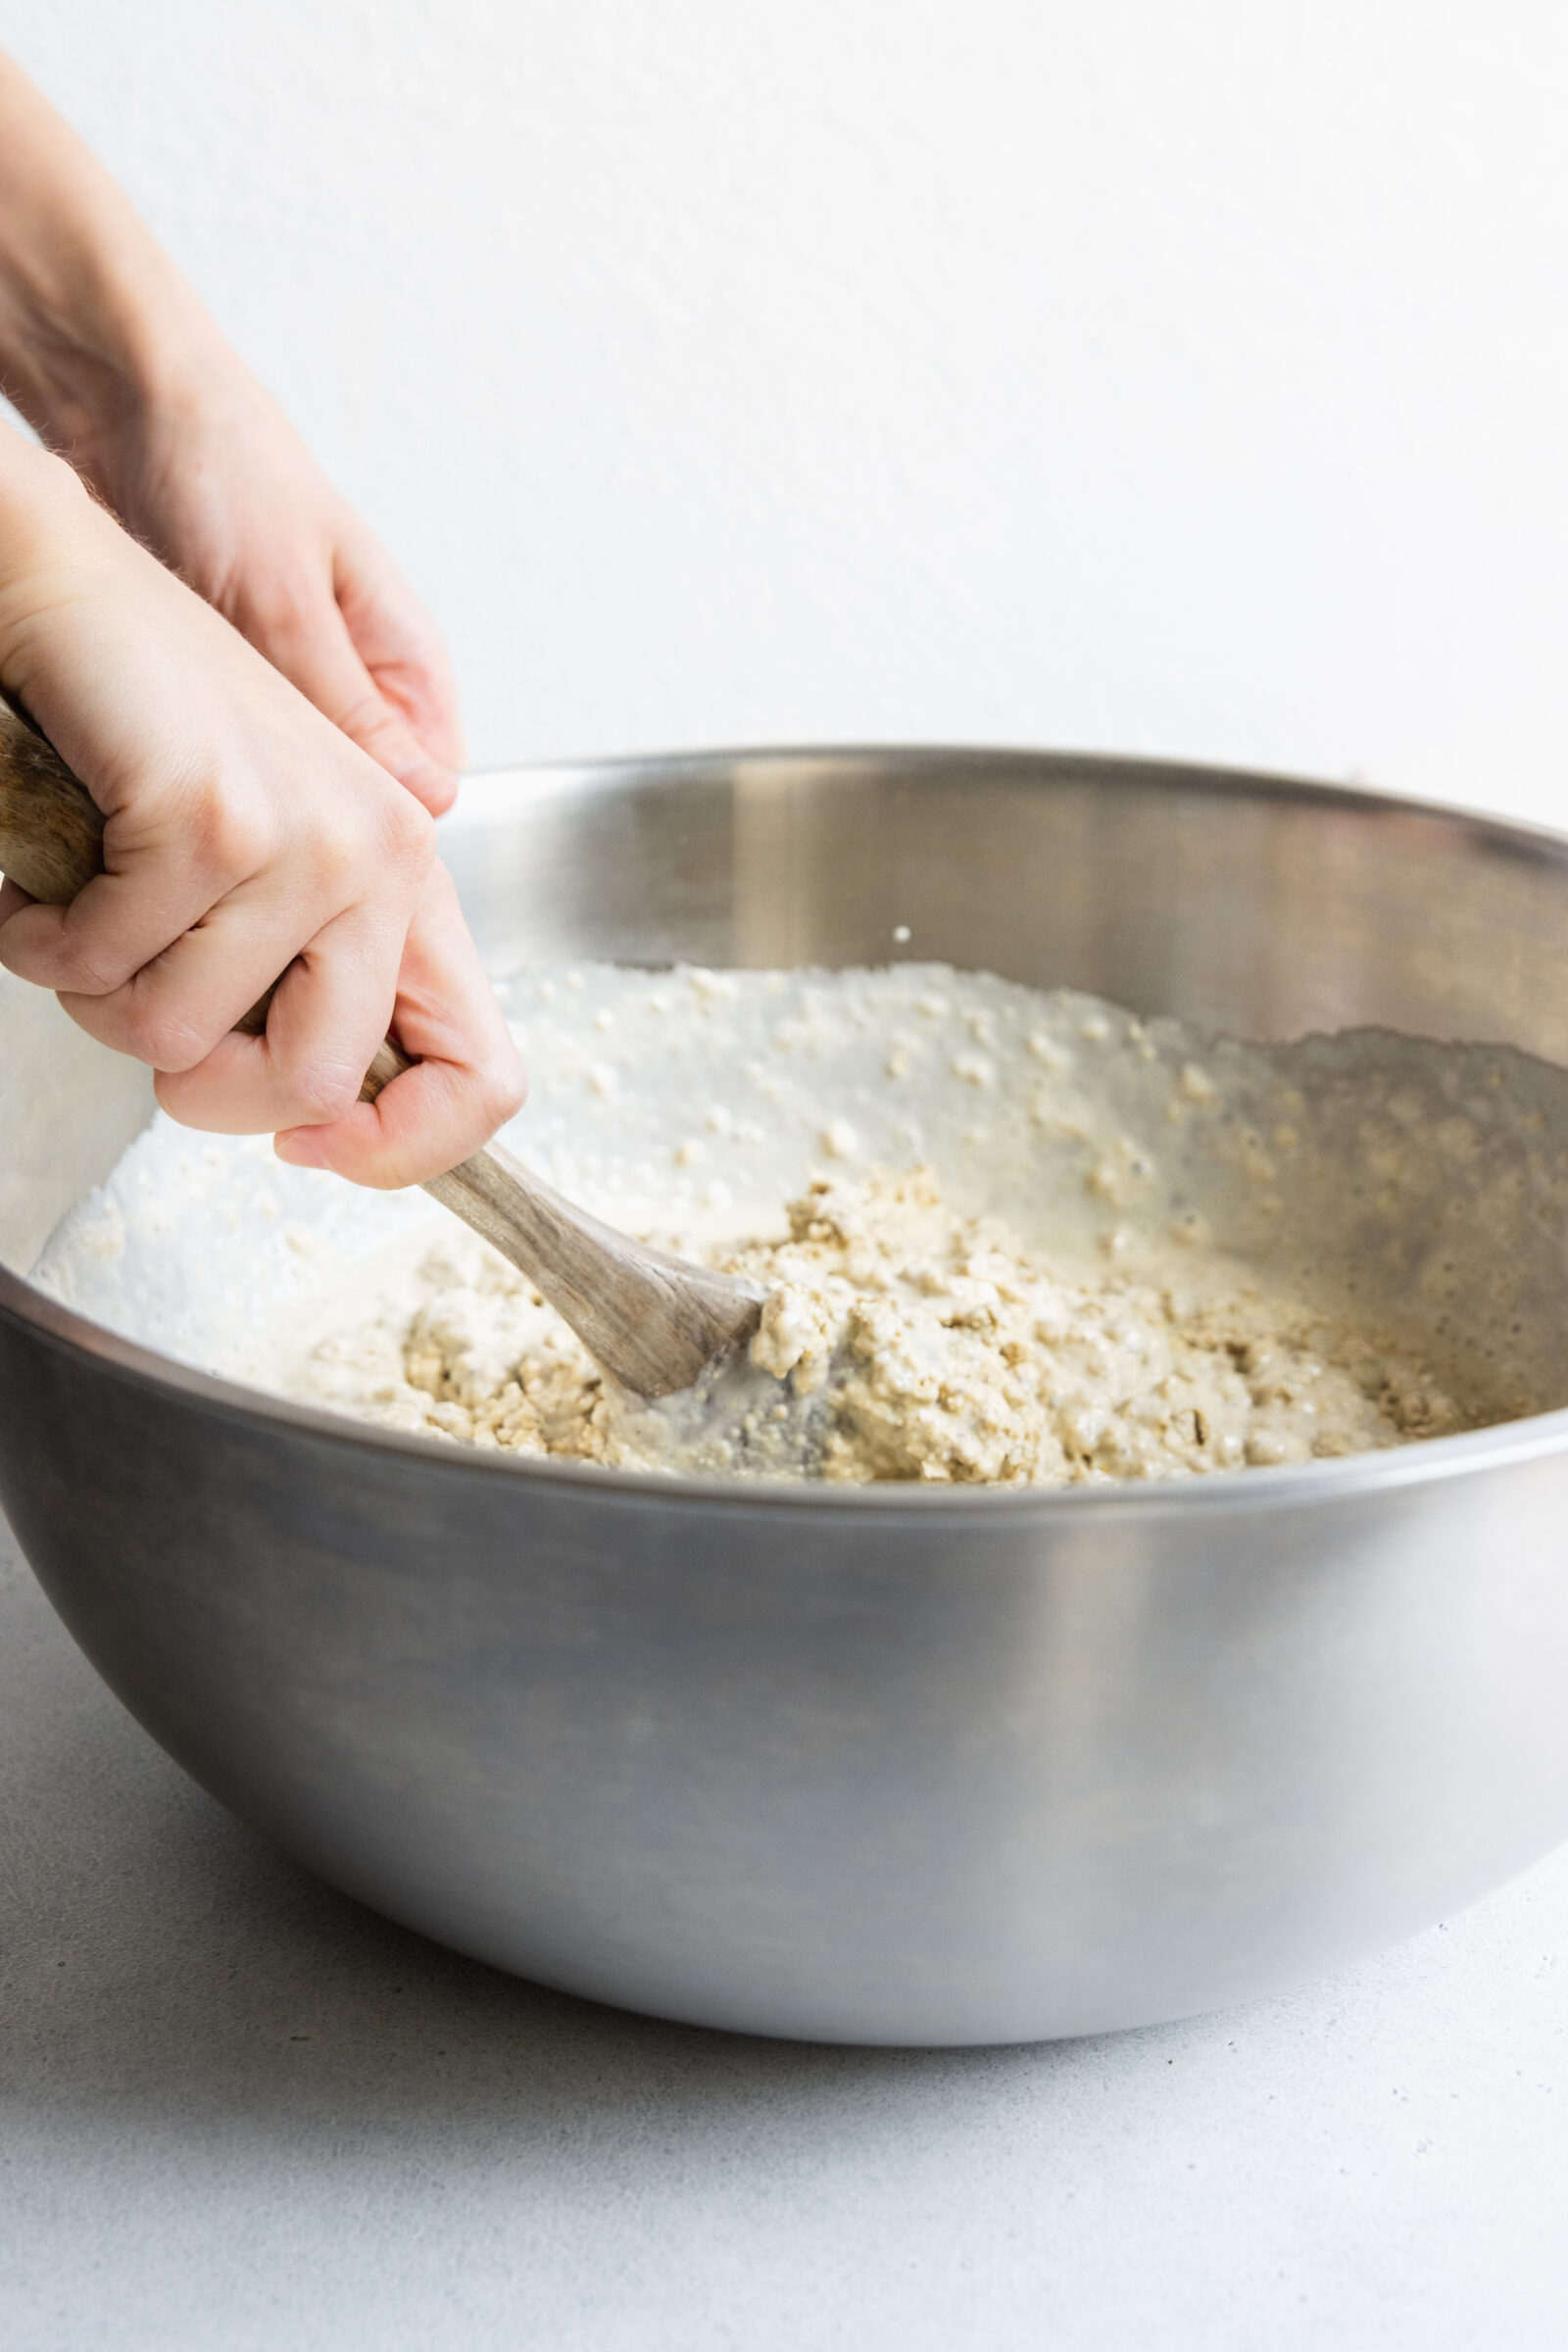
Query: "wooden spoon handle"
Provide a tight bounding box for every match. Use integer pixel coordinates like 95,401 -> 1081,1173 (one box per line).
0,698 -> 109,903
362,1032 -> 763,1395
0,697 -> 760,1396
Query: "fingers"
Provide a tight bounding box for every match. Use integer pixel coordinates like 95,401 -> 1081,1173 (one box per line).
0,670 -> 262,1004
273,863 -> 525,1187
3,416 -> 489,1194
231,534 -> 464,817
64,859 -> 397,1087
155,895 -> 408,1133
28,377 -> 465,810
3,726 -> 434,1082
248,590 -> 461,816
0,788 -> 271,1004
332,523 -> 466,775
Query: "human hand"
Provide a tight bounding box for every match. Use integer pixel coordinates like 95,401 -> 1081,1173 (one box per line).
0,53 -> 462,814
0,438 -> 523,1186
81,356 -> 465,818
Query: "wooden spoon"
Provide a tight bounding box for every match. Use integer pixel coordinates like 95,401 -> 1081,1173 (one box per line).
0,699 -> 762,1396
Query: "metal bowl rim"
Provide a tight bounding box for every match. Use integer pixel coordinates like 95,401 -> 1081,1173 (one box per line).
9,740 -> 1568,1522
440,741 -> 1568,873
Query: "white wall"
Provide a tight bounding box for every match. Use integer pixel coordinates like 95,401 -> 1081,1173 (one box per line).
6,2 -> 1568,824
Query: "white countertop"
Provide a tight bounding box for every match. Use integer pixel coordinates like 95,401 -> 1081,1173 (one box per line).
3,1505 -> 1564,2351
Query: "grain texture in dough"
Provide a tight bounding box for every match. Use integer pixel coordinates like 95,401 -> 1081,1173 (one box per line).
295,1162 -> 1469,1487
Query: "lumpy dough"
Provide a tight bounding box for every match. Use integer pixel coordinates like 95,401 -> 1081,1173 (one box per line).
43,961 -> 1544,1488
298,1162 -> 1470,1487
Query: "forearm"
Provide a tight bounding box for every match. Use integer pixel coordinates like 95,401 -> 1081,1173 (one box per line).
0,51 -> 217,463
0,51 -> 463,806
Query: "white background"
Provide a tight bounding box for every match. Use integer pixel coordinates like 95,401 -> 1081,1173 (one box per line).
6,1 -> 1568,822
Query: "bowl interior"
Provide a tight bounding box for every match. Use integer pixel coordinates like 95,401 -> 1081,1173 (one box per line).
10,746 -> 1568,1348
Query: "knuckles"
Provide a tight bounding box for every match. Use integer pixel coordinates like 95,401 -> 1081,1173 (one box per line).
47,934 -> 146,1001
0,910 -> 133,1001
288,769 -> 436,908
376,787 -> 438,877
480,1052 -> 528,1133
229,569 -> 326,648
114,998 -> 219,1073
275,1054 -> 369,1126
186,795 -> 274,891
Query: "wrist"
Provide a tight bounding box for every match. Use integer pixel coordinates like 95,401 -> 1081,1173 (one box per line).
0,431 -> 101,677
0,424 -> 82,540
0,245 -> 223,494
0,58 -> 225,481
25,286 -> 223,478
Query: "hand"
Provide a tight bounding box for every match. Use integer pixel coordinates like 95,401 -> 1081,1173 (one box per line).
81,357 -> 465,817
0,439 -> 523,1185
0,52 -> 462,813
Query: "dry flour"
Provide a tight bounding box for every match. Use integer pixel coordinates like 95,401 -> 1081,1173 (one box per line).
35,961 -> 1563,1486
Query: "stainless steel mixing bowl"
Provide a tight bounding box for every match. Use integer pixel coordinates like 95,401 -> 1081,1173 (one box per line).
4,748 -> 1568,2046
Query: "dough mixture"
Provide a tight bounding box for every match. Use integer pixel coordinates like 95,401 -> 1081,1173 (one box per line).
37,959 -> 1535,1490
300,1160 -> 1468,1485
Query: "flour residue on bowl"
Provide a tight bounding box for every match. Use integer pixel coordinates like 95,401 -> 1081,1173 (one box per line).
33,961 -> 1564,1487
